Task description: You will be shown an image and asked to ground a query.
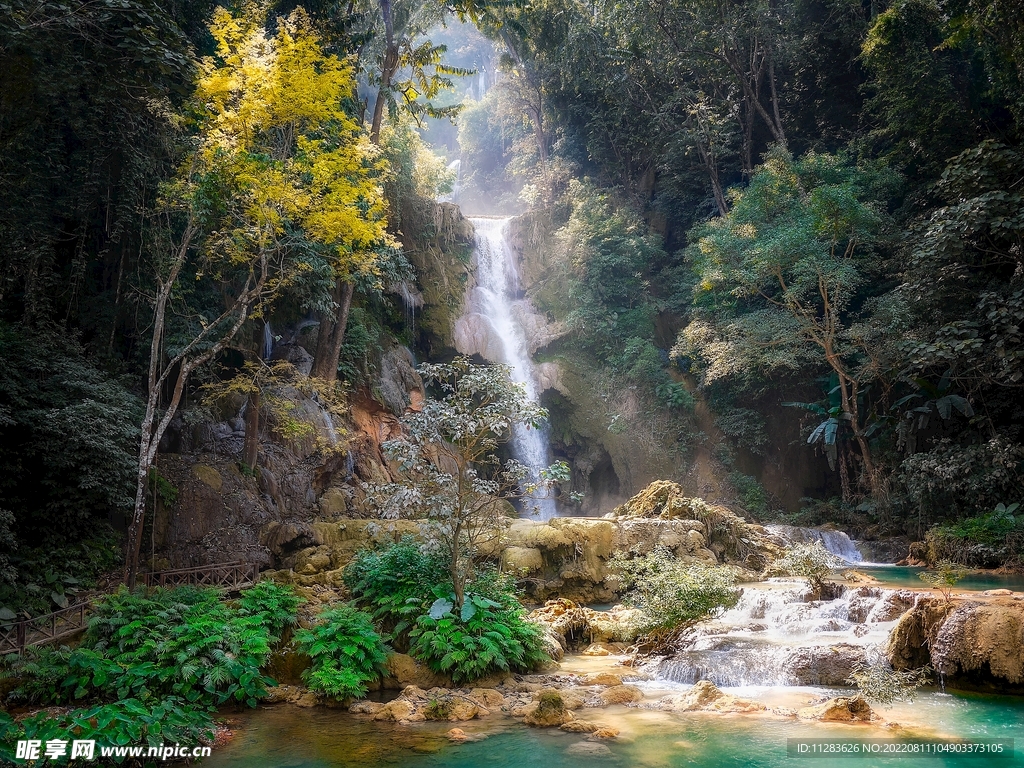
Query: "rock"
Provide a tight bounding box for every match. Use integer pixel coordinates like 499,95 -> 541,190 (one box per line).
318,487 -> 348,516
655,680 -> 765,714
384,653 -> 451,689
582,643 -> 613,656
591,728 -> 619,739
888,597 -> 1024,689
377,346 -> 424,416
599,684 -> 643,705
582,672 -> 623,687
446,728 -> 468,742
502,546 -> 545,574
262,685 -> 304,704
373,699 -> 416,721
192,464 -> 223,492
468,689 -> 505,709
985,589 -> 1014,597
798,695 -> 874,722
566,742 -> 612,757
534,687 -> 585,710
523,691 -> 574,727
293,691 -> 319,708
448,699 -> 483,721
349,701 -> 385,715
786,644 -> 865,686
561,720 -> 601,733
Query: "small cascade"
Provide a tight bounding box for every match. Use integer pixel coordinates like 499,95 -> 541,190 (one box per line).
345,450 -> 355,480
657,581 -> 917,688
442,158 -> 462,204
459,217 -> 558,520
392,280 -> 424,332
262,321 -> 274,361
766,524 -> 864,563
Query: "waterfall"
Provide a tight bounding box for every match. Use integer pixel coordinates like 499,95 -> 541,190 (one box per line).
262,321 -> 274,361
464,217 -> 558,520
656,582 -> 917,688
766,524 -> 864,563
443,158 -> 462,204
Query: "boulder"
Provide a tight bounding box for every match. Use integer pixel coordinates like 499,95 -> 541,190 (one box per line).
468,689 -> 505,709
534,687 -> 585,710
786,645 -> 865,686
349,700 -> 385,715
446,728 -> 468,742
582,672 -> 623,687
561,720 -> 601,733
502,546 -> 545,574
591,727 -> 620,739
448,699 -> 484,721
599,684 -> 643,705
384,653 -> 451,689
654,680 -> 765,714
372,699 -> 416,721
523,691 -> 575,727
582,643 -> 613,656
797,695 -> 874,722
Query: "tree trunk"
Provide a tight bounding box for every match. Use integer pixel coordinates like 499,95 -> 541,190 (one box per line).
369,0 -> 398,145
242,389 -> 261,471
311,280 -> 355,382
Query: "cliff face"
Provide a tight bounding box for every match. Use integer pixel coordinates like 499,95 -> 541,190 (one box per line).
887,596 -> 1024,694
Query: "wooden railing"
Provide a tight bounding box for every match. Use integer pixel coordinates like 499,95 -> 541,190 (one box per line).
0,600 -> 91,656
142,561 -> 259,590
1,563 -> 259,655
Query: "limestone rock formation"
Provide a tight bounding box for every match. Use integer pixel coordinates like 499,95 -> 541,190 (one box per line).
654,680 -> 765,713
888,597 -> 1024,692
797,695 -> 874,722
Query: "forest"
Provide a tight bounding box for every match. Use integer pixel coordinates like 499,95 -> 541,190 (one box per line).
1,0 -> 1023,765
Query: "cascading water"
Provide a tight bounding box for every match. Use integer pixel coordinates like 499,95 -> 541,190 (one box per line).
460,217 -> 558,520
766,524 -> 864,563
656,581 -> 917,688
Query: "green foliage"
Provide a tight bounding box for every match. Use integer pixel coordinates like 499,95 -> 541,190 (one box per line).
765,542 -> 846,591
0,531 -> 121,616
294,604 -> 389,700
918,560 -> 970,601
728,472 -> 771,517
238,581 -> 301,641
2,585 -> 283,760
1,696 -> 215,764
0,324 -> 144,550
409,585 -> 547,685
364,358 -> 553,607
610,547 -> 741,642
343,537 -> 447,639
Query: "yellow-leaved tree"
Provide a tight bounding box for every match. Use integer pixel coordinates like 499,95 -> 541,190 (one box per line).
126,8 -> 391,585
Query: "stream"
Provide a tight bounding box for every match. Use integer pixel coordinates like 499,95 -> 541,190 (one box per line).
205,578 -> 1024,768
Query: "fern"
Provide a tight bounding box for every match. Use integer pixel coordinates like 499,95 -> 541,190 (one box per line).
294,604 -> 389,701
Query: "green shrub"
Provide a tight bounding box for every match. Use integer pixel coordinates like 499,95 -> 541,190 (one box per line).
2,585 -> 285,762
918,560 -> 970,601
765,542 -> 846,592
610,547 -> 740,645
294,604 -> 389,700
927,503 -> 1023,566
409,588 -> 548,685
12,586 -> 274,709
344,538 -> 448,640
238,580 -> 300,640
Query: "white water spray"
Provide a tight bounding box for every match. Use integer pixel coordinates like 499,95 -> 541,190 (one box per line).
459,217 -> 558,520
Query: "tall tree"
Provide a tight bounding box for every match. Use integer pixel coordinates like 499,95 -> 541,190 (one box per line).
125,8 -> 391,584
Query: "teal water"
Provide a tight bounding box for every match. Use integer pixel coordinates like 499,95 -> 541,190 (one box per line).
858,566 -> 1024,593
206,689 -> 1024,768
